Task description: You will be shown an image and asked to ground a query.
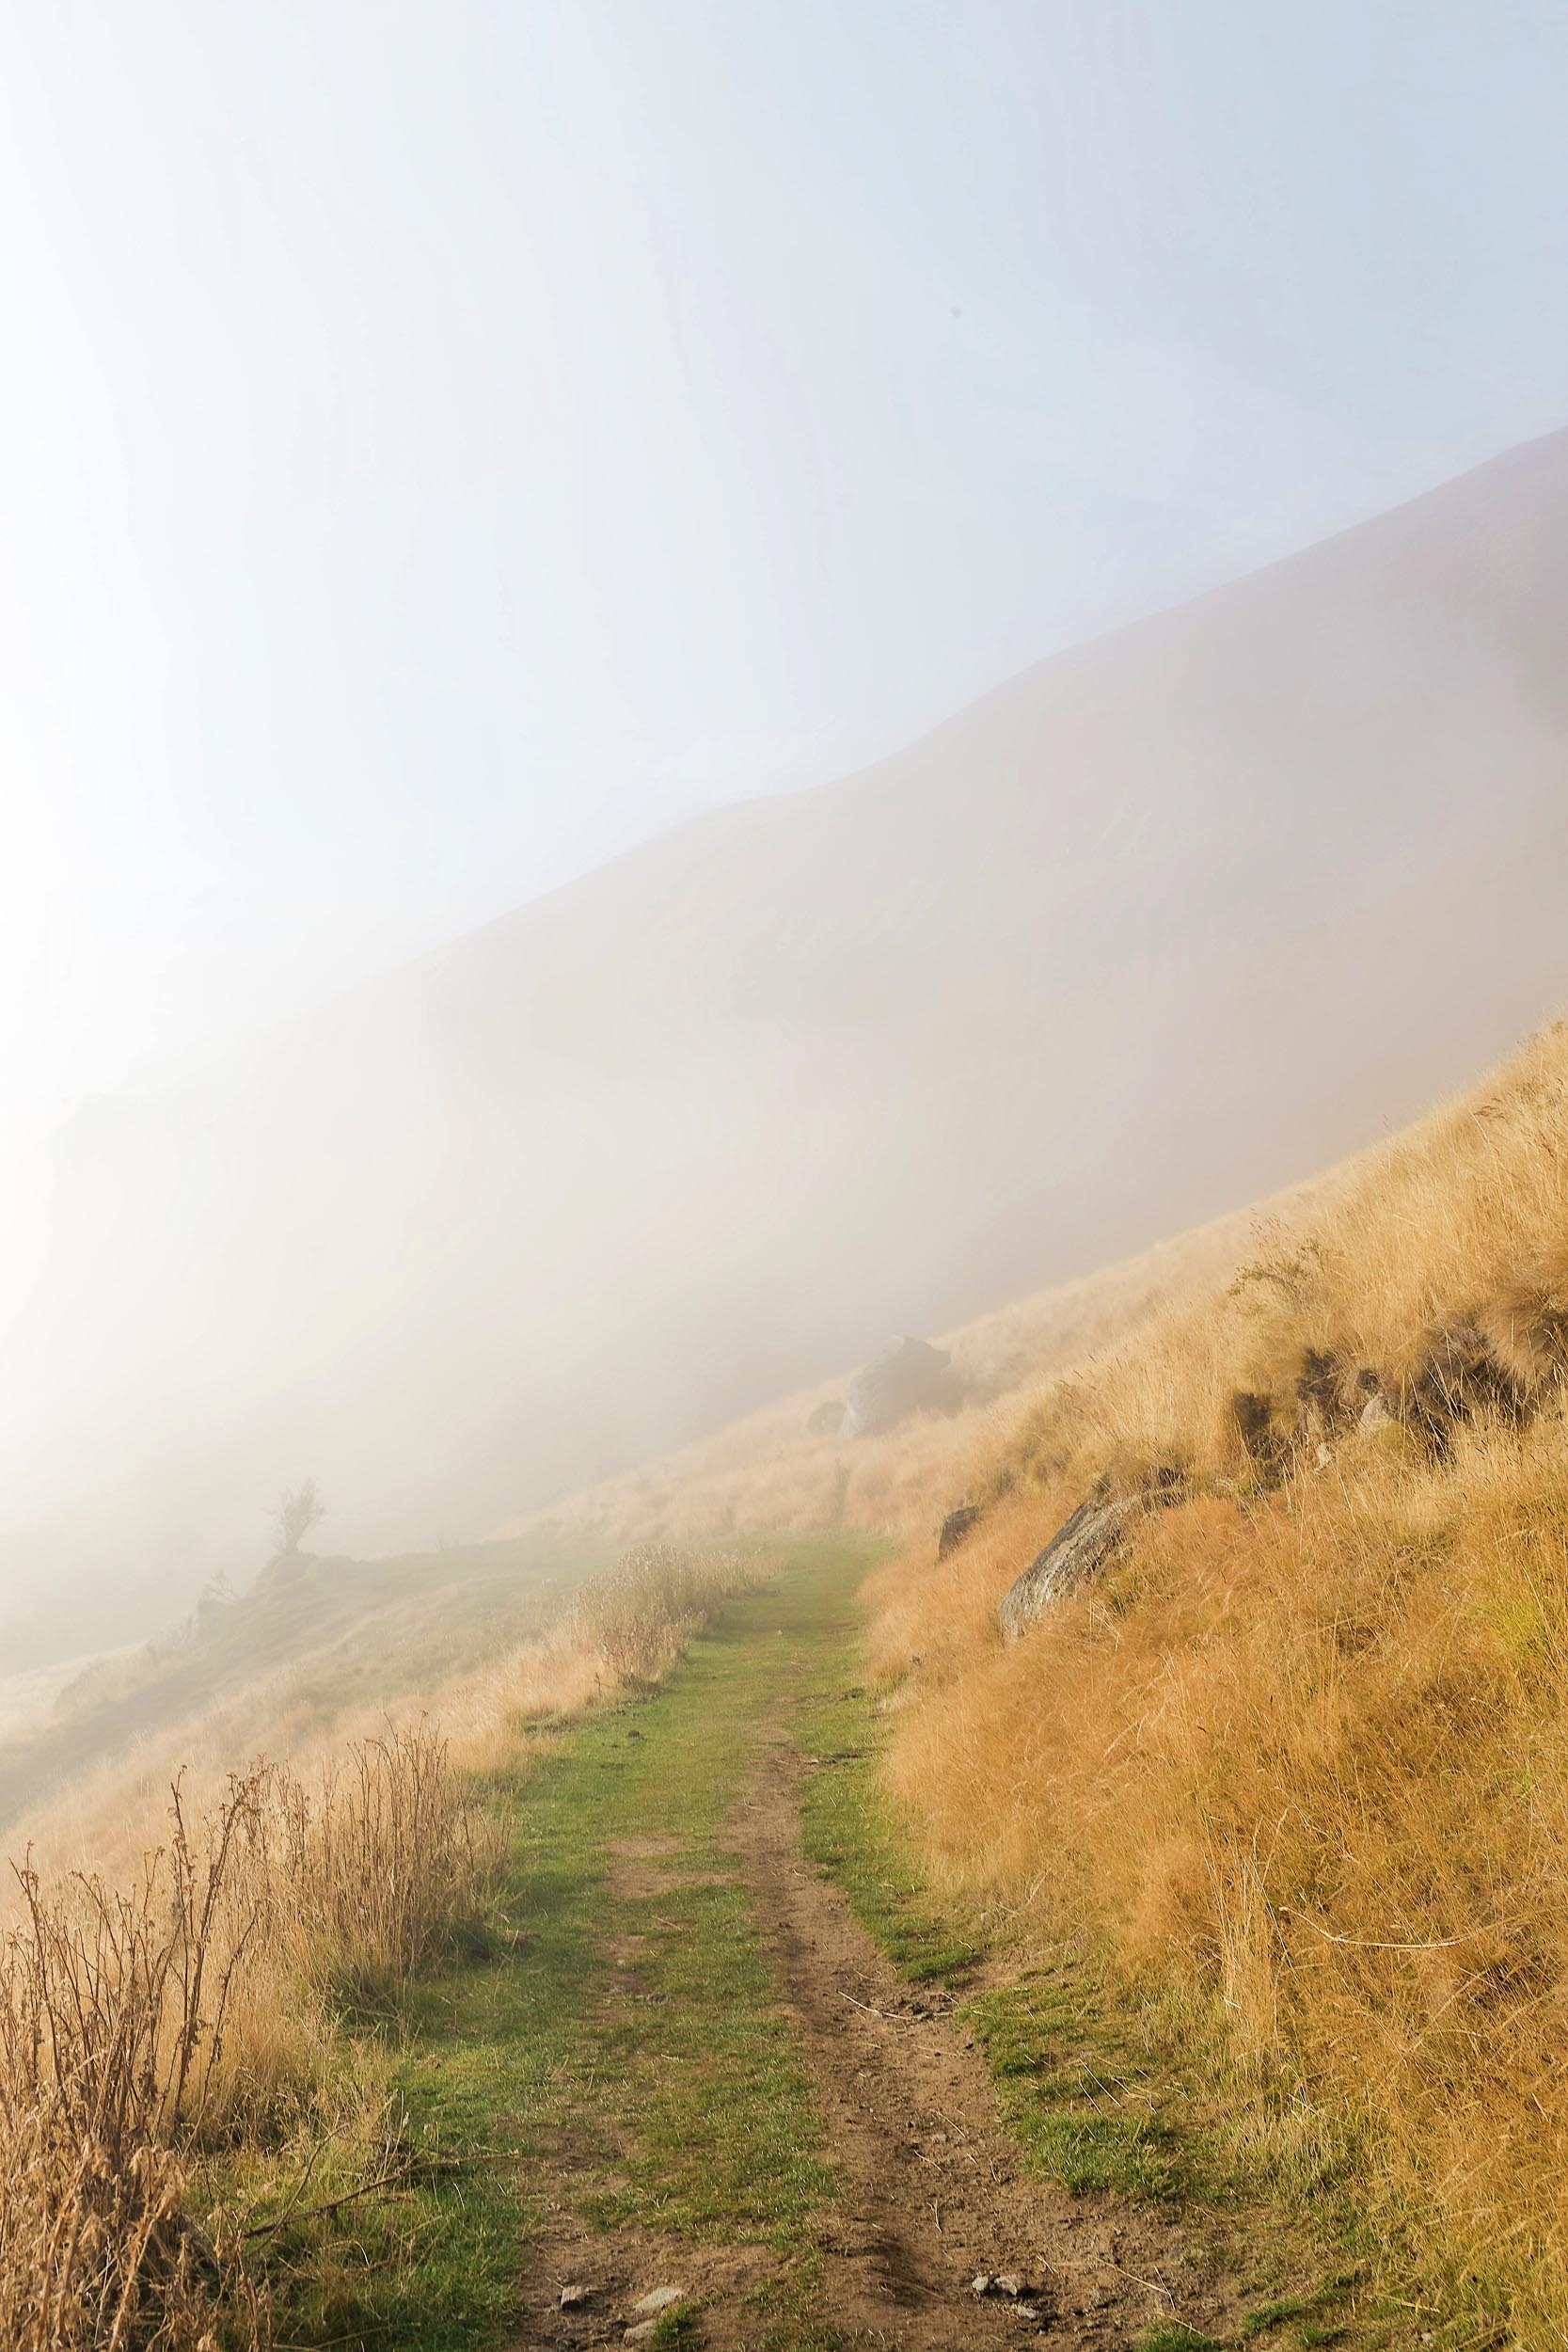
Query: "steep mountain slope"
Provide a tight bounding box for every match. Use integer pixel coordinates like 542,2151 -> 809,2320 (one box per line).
0,1160 -> 1310,1841
7,430 -> 1568,1652
530,1165 -> 1341,1557
858,1015 -> 1568,2340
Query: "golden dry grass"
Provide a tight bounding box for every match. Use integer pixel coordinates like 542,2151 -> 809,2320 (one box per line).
863,1020 -> 1568,2338
0,1539 -> 758,2344
0,1725 -> 496,2349
19,1003 -> 1568,2338
985,1020 -> 1568,1500
439,1539 -> 764,1772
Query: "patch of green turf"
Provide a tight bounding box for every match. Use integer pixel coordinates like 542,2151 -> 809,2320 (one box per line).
961,1966 -> 1197,2199
648,2306 -> 705,2348
796,1673 -> 980,1986
795,1671 -> 1210,2201
245,1535 -> 885,2352
1242,2272 -> 1356,2342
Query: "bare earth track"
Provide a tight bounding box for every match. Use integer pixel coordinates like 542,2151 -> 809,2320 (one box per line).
736,1705 -> 1241,2350
522,1657 -> 1244,2350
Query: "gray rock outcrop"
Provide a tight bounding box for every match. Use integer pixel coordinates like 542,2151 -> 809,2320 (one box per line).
999,1497 -> 1141,1640
937,1503 -> 983,1560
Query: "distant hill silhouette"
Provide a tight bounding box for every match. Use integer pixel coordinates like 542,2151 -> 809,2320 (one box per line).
7,429 -> 1568,1653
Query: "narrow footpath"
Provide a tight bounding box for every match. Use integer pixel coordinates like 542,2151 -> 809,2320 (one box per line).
300,1541 -> 1376,2351
498,1542 -> 1266,2352
732,1702 -> 1240,2348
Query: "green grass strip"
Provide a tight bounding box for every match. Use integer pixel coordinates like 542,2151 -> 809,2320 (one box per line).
243,1536 -> 881,2351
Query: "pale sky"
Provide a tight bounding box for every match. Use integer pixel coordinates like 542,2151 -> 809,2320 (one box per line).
7,0 -> 1568,1156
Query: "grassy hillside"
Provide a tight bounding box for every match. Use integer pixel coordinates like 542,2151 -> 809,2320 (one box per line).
516,1014 -> 1568,2338
859,1018 -> 1568,2336
12,1021 -> 1568,2344
13,431 -> 1568,1661
0,1155 -> 1331,1862
0,1534 -> 767,2346
0,1529 -> 623,1877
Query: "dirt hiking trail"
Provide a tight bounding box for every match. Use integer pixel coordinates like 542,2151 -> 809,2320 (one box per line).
511,1546 -> 1260,2351
730,1697 -> 1239,2349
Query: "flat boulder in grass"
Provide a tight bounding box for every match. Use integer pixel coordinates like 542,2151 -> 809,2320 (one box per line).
805,1397 -> 847,1437
999,1481 -> 1182,1639
841,1335 -> 958,1439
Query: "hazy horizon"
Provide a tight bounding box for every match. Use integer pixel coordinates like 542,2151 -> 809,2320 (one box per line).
19,420 -> 1559,1165
10,2 -> 1568,1157
9,2 -> 1568,1673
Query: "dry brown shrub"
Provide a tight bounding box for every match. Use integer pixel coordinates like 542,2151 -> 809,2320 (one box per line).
241,1722 -> 501,2007
0,1718 -> 499,2346
0,1774 -> 272,2348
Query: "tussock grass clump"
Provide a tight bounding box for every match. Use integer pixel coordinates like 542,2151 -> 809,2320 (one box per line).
574,1542 -> 764,1685
865,1020 -> 1568,2339
243,1723 -> 501,2007
0,1723 -> 498,2346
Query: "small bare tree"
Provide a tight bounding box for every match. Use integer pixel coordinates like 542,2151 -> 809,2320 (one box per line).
275,1477 -> 325,1556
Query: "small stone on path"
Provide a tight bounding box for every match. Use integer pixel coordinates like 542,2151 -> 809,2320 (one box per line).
631,2284 -> 686,2315
974,2271 -> 1032,2299
559,2281 -> 594,2310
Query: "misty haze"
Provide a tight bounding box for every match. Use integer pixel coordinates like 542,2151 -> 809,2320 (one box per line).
6,9 -> 1568,2352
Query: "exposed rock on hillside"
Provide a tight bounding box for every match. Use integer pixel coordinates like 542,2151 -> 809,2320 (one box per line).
1397,1322 -> 1527,1444
1229,1389 -> 1280,1468
842,1337 -> 958,1440
999,1496 -> 1138,1639
1358,1386 -> 1396,1434
937,1503 -> 983,1559
1000,1477 -> 1181,1639
1232,1319 -> 1544,1472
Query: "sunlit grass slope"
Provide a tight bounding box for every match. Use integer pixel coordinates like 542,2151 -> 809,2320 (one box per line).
15,996 -> 1568,2344
534,1014 -> 1568,2339
863,1018 -> 1568,2339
